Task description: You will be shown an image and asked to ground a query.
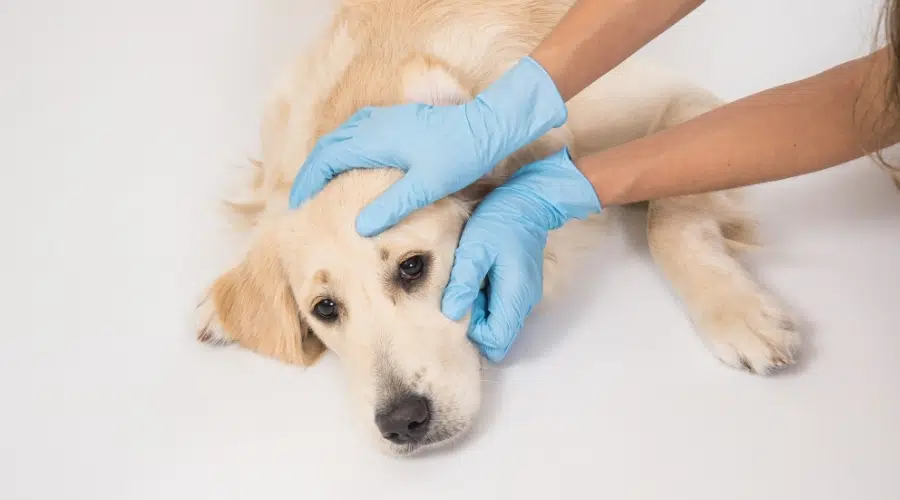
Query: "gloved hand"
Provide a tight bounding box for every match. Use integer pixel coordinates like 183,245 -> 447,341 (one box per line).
440,147 -> 602,362
288,56 -> 568,236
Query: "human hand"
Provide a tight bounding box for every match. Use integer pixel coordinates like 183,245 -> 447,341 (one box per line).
440,147 -> 602,362
288,56 -> 568,237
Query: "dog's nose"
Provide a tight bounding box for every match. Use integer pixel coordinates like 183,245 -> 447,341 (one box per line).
375,395 -> 431,444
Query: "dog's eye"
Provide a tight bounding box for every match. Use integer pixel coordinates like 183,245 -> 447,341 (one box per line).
313,298 -> 338,321
398,256 -> 424,280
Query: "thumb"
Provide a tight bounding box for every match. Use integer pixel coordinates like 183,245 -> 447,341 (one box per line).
466,287 -> 508,363
355,173 -> 435,236
441,243 -> 494,321
468,272 -> 533,363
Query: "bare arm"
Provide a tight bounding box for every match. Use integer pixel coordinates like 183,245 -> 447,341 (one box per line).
531,0 -> 707,100
576,48 -> 900,206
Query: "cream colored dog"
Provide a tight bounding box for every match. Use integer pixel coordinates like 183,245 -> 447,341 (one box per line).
196,0 -> 800,456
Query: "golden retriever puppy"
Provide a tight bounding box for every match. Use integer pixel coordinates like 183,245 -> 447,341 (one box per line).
195,0 -> 800,456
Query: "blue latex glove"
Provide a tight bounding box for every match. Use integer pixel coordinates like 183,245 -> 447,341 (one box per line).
288,56 -> 567,236
441,147 -> 602,362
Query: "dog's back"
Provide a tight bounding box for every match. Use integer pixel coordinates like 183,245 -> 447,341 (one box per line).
237,0 -> 713,220
235,0 -> 578,218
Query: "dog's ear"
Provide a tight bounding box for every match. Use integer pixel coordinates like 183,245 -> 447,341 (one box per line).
197,233 -> 326,366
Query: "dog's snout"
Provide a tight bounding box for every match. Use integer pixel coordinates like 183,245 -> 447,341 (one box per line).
375,394 -> 431,444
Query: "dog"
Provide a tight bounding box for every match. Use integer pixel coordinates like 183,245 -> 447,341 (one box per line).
195,0 -> 800,456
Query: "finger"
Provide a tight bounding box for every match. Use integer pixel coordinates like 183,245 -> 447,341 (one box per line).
469,311 -> 520,363
289,157 -> 332,209
355,173 -> 439,236
478,343 -> 509,364
469,288 -> 488,325
467,289 -> 507,363
342,106 -> 373,125
468,275 -> 534,362
319,108 -> 373,144
322,107 -> 373,140
288,140 -> 349,208
307,108 -> 373,154
290,142 -> 403,209
287,109 -> 376,209
440,244 -> 494,321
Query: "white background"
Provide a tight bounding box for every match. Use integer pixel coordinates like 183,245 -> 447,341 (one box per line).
2,1 -> 899,499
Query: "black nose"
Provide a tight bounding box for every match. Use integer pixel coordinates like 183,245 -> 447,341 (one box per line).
375,395 -> 431,444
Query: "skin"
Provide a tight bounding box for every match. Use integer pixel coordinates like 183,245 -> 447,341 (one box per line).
576,49 -> 900,206
532,0 -> 708,101
528,0 -> 900,205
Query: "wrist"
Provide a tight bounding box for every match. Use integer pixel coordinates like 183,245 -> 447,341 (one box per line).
501,147 -> 602,229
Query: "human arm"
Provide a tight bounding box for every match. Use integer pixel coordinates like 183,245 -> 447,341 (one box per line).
531,0 -> 707,101
443,48 -> 900,361
578,47 -> 900,206
288,0 -> 705,235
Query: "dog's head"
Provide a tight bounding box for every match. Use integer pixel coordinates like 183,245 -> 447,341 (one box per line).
199,58 -> 521,455
204,167 -> 482,456
198,54 -> 574,454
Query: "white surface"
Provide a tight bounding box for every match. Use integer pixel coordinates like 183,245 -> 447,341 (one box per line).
3,1 -> 899,499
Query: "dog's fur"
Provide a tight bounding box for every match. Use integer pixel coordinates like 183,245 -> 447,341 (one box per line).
195,0 -> 802,456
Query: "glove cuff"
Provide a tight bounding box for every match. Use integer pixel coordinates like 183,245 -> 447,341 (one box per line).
507,147 -> 603,230
470,56 -> 569,163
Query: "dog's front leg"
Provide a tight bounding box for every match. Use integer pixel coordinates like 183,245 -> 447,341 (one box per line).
646,193 -> 800,375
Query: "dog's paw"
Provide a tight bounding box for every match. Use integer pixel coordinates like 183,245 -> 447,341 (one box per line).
696,293 -> 800,375
195,298 -> 233,346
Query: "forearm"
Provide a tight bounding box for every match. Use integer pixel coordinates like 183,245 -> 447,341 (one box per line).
531,0 -> 706,101
578,48 -> 900,206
